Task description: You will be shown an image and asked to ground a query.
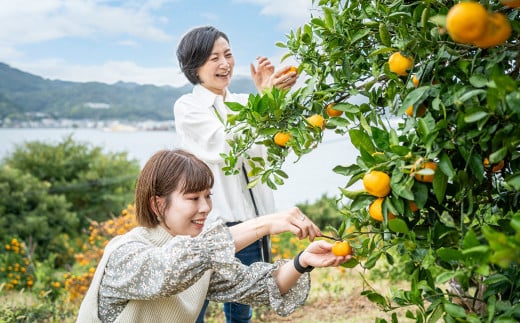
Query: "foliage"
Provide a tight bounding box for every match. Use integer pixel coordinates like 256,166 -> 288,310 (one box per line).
223,0 -> 520,321
0,237 -> 34,291
0,165 -> 77,262
2,135 -> 141,230
297,194 -> 344,229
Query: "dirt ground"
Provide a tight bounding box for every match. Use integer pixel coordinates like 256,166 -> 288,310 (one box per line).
206,267 -> 413,323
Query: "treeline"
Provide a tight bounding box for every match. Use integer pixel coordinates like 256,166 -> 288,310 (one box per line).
0,62 -> 256,122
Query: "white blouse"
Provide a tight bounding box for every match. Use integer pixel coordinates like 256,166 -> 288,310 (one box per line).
173,84 -> 276,224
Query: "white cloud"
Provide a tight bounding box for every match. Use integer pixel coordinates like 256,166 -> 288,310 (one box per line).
0,0 -> 172,45
0,0 -> 318,87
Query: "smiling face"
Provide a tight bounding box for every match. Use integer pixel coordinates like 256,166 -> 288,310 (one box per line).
197,36 -> 234,96
158,188 -> 212,237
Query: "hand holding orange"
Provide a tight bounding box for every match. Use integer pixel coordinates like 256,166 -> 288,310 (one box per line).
331,240 -> 352,256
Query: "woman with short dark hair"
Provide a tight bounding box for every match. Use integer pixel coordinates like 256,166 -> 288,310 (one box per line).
174,25 -> 300,323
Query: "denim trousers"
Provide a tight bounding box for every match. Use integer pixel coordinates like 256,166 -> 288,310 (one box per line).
196,227 -> 263,323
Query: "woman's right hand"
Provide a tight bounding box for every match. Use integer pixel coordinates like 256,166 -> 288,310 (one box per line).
261,207 -> 321,241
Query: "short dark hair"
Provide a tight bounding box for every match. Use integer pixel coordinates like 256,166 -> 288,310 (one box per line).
176,26 -> 229,84
135,149 -> 214,228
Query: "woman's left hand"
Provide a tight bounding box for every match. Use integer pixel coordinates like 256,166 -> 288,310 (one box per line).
300,240 -> 351,268
262,207 -> 322,241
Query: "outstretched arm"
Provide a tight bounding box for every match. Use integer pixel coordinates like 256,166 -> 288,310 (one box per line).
228,207 -> 322,252
275,240 -> 350,294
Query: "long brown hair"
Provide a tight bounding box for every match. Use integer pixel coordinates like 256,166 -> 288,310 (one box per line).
135,149 -> 214,227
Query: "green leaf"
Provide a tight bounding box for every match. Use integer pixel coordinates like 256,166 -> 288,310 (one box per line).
435,271 -> 459,284
469,74 -> 488,88
464,111 -> 488,123
401,87 -> 430,114
506,174 -> 520,190
443,302 -> 467,318
432,170 -> 447,204
361,290 -> 388,307
437,248 -> 463,262
349,128 -> 375,153
339,188 -> 366,199
457,89 -> 486,103
489,147 -> 507,164
438,153 -> 455,178
364,251 -> 382,269
462,230 -> 480,249
388,218 -> 409,233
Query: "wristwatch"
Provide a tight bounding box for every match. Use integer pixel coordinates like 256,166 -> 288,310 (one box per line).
293,251 -> 314,273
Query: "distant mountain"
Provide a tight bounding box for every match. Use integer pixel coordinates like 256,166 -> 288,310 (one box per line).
0,62 -> 256,122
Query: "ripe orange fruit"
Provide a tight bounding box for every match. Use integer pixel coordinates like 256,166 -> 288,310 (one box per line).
326,103 -> 343,117
306,114 -> 325,129
405,104 -> 427,117
331,241 -> 352,256
368,197 -> 396,222
273,131 -> 292,147
283,66 -> 298,75
446,2 -> 488,44
363,170 -> 391,197
388,52 -> 413,76
500,0 -> 520,7
412,75 -> 420,87
413,160 -> 437,183
473,12 -> 511,49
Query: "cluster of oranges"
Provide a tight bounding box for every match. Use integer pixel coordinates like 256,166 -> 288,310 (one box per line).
0,238 -> 34,291
273,66 -> 338,148
362,158 -> 438,222
363,170 -> 395,222
446,1 -> 512,48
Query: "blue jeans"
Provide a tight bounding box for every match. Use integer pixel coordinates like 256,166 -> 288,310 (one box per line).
196,229 -> 263,323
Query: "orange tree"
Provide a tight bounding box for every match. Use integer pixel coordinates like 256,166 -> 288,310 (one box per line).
223,0 -> 520,321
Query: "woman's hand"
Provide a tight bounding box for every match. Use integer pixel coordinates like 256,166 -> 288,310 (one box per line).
274,240 -> 351,294
261,207 -> 322,241
229,207 -> 321,252
250,56 -> 275,92
298,240 -> 351,268
270,66 -> 298,90
250,57 -> 298,92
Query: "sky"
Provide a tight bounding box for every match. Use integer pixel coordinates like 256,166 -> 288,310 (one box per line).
0,0 -> 319,88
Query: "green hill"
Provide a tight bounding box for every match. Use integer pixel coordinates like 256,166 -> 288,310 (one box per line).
0,62 -> 256,122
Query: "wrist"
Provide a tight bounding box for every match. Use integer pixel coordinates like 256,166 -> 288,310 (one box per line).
293,251 -> 314,274
254,217 -> 268,239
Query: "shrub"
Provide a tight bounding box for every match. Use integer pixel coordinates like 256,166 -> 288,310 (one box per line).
3,135 -> 141,230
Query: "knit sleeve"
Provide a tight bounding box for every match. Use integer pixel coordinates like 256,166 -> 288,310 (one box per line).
98,222 -> 235,322
206,260 -> 310,317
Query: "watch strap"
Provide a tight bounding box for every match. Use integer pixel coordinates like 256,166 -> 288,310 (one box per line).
293,251 -> 314,273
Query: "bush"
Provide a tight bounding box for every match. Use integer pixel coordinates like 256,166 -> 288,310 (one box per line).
0,165 -> 77,262
2,135 -> 141,230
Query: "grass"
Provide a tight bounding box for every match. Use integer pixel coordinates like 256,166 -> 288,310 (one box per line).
203,266 -> 413,323
0,267 -> 415,323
